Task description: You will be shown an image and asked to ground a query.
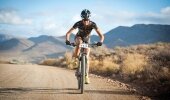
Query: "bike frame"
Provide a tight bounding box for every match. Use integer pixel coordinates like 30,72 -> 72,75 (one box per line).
78,46 -> 87,94
69,42 -> 97,94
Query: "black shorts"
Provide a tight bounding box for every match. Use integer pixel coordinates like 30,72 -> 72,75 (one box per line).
75,35 -> 90,43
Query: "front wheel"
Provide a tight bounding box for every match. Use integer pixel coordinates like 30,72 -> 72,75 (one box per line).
80,55 -> 86,94
77,69 -> 81,89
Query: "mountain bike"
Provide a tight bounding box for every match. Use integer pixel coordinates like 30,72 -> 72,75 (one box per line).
69,42 -> 98,94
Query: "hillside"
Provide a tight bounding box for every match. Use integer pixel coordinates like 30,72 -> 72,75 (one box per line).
0,34 -> 70,63
103,24 -> 170,48
0,34 -> 13,43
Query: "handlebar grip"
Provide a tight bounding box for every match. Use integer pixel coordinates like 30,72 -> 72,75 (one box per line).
70,43 -> 76,47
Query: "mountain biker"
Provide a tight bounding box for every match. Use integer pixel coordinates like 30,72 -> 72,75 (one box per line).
65,9 -> 104,84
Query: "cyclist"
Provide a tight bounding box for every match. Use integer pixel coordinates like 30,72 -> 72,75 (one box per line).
65,9 -> 104,84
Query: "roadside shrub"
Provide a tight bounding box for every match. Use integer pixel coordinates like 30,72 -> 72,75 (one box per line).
90,57 -> 119,76
40,42 -> 170,96
40,58 -> 65,67
120,53 -> 148,76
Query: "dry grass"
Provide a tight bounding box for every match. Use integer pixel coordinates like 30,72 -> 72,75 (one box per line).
121,53 -> 148,75
64,51 -> 77,69
90,42 -> 170,95
40,58 -> 66,67
41,42 -> 170,82
90,56 -> 120,76
40,51 -> 77,69
40,59 -> 57,66
41,42 -> 170,96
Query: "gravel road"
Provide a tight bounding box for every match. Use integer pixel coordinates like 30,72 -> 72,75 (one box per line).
0,64 -> 141,100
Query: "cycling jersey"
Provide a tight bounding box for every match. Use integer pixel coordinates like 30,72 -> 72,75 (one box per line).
73,20 -> 98,43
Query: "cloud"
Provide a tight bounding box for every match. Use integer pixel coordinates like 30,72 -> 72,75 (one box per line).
161,7 -> 170,15
35,18 -> 69,36
90,10 -> 138,33
1,6 -> 170,37
0,8 -> 32,25
137,7 -> 170,24
71,14 -> 81,23
90,6 -> 170,33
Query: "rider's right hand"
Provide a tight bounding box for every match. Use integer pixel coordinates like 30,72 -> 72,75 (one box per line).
65,40 -> 71,45
97,42 -> 102,46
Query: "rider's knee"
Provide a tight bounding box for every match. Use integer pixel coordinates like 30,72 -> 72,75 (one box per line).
75,37 -> 82,45
73,47 -> 80,58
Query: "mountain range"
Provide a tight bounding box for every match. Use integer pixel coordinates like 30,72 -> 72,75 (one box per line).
0,34 -> 73,63
91,24 -> 170,48
0,24 -> 170,63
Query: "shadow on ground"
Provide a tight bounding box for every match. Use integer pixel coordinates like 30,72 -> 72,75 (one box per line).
0,87 -> 135,95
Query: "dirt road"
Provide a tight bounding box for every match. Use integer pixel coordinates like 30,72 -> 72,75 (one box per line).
0,64 -> 141,100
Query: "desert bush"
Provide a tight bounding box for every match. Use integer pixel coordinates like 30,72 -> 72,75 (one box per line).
143,45 -> 170,83
121,53 -> 148,75
91,45 -> 112,57
158,67 -> 170,83
40,58 -> 66,67
90,56 -> 120,76
40,59 -> 57,66
102,60 -> 120,76
121,54 -> 147,75
40,42 -> 170,96
64,51 -> 77,69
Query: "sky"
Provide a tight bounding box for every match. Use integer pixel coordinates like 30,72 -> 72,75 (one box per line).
0,0 -> 170,37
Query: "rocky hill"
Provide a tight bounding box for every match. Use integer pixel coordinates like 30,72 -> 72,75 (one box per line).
91,24 -> 170,48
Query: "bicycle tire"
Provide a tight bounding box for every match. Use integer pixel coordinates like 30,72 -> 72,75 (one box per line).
77,61 -> 81,89
80,55 -> 85,94
78,76 -> 80,89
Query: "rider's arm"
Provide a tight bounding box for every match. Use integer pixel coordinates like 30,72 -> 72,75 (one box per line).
66,28 -> 75,41
95,28 -> 104,43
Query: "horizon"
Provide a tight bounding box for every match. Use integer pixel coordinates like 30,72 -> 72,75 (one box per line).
0,0 -> 170,37
0,23 -> 169,38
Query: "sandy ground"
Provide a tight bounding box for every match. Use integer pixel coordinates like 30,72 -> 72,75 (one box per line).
0,64 -> 141,100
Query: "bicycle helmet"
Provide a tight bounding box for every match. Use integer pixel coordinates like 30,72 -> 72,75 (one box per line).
81,9 -> 91,20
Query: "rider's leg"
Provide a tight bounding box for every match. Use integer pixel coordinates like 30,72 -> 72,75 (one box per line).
72,36 -> 82,69
73,36 -> 82,58
73,36 -> 82,76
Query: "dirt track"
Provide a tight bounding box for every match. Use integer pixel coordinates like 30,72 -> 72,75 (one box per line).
0,64 -> 141,100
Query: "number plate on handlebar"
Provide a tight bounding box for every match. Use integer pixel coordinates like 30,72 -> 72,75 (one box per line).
79,43 -> 89,48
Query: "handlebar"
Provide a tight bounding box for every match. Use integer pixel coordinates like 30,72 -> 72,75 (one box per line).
69,43 -> 99,48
